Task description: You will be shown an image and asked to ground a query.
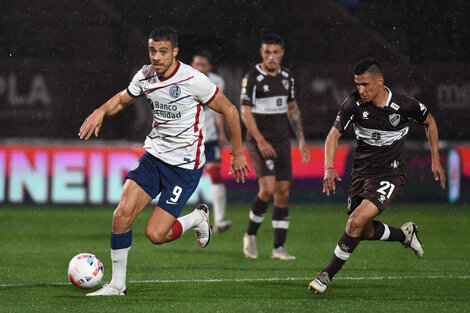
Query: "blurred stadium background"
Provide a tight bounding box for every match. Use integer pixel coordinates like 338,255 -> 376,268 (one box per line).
1,0 -> 468,206
1,1 -> 470,311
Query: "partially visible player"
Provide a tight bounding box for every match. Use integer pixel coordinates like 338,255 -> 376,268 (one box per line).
308,58 -> 446,294
240,34 -> 310,260
191,50 -> 231,233
78,26 -> 250,296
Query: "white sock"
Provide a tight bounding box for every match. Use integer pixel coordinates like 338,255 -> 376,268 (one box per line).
177,209 -> 203,234
211,184 -> 227,224
109,246 -> 131,290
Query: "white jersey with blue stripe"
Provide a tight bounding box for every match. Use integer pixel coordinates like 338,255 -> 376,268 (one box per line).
127,61 -> 218,170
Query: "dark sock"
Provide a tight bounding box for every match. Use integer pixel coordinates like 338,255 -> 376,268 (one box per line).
324,232 -> 360,279
246,197 -> 268,236
272,206 -> 289,248
366,220 -> 405,242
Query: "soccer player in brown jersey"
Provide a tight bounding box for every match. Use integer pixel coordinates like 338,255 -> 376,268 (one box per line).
240,34 -> 310,260
308,58 -> 446,293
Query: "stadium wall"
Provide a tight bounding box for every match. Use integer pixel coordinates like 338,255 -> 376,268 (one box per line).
0,143 -> 459,206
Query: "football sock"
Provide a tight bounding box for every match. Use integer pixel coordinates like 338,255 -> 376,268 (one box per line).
324,232 -> 360,279
367,220 -> 406,242
272,206 -> 289,248
246,196 -> 268,236
177,209 -> 204,234
211,183 -> 227,224
170,220 -> 183,241
109,230 -> 132,289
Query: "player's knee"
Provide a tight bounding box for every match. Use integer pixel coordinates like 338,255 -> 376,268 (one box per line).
346,216 -> 365,233
145,228 -> 166,245
275,188 -> 290,202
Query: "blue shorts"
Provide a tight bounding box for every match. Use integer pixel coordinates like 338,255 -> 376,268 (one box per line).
205,140 -> 221,163
126,152 -> 203,218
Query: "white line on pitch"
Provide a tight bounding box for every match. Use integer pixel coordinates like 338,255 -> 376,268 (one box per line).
0,275 -> 469,288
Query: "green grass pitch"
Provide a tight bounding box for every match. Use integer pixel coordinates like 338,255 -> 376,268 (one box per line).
0,203 -> 469,312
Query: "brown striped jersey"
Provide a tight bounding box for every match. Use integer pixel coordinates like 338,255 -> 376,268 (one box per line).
240,64 -> 295,142
333,87 -> 429,176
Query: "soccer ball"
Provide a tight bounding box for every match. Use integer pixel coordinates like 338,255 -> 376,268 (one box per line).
68,253 -> 104,288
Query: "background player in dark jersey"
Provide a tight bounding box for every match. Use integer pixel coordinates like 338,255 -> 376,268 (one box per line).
240,34 -> 310,260
308,58 -> 446,294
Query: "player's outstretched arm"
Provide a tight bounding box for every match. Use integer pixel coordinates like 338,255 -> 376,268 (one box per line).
78,89 -> 134,140
323,127 -> 342,196
287,100 -> 310,164
208,91 -> 251,183
423,113 -> 446,189
240,105 -> 276,159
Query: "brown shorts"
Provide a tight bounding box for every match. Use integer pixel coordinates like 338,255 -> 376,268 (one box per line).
347,173 -> 406,214
246,139 -> 292,181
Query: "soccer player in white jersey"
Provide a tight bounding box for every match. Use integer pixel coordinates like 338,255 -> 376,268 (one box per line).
78,26 -> 250,296
191,50 -> 231,233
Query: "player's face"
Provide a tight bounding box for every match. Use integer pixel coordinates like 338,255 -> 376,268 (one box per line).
354,73 -> 384,103
191,56 -> 212,75
148,39 -> 179,77
260,44 -> 284,72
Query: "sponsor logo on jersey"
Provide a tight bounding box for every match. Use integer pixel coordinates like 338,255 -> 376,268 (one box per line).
390,102 -> 400,110
276,98 -> 283,107
362,111 -> 370,119
169,85 -> 181,99
389,113 -> 400,126
371,132 -> 381,141
256,75 -> 264,82
391,160 -> 400,168
282,79 -> 289,90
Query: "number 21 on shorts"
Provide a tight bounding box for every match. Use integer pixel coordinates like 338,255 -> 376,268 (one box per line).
377,181 -> 395,199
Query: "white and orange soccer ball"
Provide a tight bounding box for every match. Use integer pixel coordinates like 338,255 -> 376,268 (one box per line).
68,253 -> 104,288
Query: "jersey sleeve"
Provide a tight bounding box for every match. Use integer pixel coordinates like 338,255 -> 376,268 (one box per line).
333,96 -> 356,133
240,72 -> 255,107
192,71 -> 218,105
402,97 -> 429,124
126,69 -> 145,98
288,75 -> 295,102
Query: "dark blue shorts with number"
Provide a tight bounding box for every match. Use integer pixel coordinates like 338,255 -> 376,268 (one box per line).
126,152 -> 203,218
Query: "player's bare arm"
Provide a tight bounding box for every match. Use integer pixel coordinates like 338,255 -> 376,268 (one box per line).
286,100 -> 310,164
214,111 -> 228,147
240,105 -> 277,159
208,91 -> 251,183
78,89 -> 134,140
323,126 -> 343,196
423,113 -> 446,189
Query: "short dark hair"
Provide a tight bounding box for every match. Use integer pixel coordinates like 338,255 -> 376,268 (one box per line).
353,57 -> 383,76
261,33 -> 284,48
192,49 -> 212,63
149,26 -> 178,47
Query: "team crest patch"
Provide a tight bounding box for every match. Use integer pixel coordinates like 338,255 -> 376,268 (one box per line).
265,159 -> 274,171
282,79 -> 289,90
131,161 -> 139,171
169,85 -> 181,99
389,113 -> 400,126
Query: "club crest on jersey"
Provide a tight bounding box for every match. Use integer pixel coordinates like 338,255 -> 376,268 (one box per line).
389,113 -> 400,126
169,85 -> 181,99
282,79 -> 289,90
263,85 -> 270,92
